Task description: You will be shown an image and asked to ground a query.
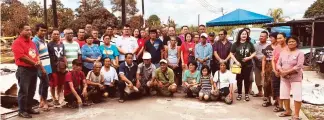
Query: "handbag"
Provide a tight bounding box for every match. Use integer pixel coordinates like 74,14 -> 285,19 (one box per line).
231,43 -> 248,74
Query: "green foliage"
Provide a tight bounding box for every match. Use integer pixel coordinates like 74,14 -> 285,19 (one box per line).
304,0 -> 324,18
146,15 -> 161,28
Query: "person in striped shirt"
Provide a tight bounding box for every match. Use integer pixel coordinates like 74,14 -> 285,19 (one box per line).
63,28 -> 81,70
32,23 -> 52,111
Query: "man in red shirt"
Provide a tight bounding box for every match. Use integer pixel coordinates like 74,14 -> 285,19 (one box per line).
76,29 -> 86,48
64,59 -> 88,108
12,24 -> 43,118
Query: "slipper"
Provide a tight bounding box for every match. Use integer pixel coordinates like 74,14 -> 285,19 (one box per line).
249,91 -> 255,95
291,116 -> 302,120
118,99 -> 125,103
263,97 -> 267,101
273,107 -> 285,112
278,113 -> 292,117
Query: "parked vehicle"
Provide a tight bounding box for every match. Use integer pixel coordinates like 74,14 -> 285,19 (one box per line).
228,28 -> 270,44
315,47 -> 324,73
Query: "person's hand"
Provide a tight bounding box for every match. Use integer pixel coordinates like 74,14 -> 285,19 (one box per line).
99,84 -> 105,90
109,83 -> 114,87
128,83 -> 134,89
136,81 -> 141,89
77,97 -> 83,105
274,71 -> 280,77
158,81 -> 163,88
228,94 -> 233,100
82,90 -> 87,98
235,61 -> 241,67
261,71 -> 265,77
242,57 -> 250,62
34,61 -> 41,67
280,71 -> 289,77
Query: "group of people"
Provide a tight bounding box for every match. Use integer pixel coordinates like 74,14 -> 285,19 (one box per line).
12,23 -> 304,120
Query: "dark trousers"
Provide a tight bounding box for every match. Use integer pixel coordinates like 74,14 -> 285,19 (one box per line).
210,60 -> 218,74
88,86 -> 105,103
37,70 -> 49,100
104,85 -> 117,97
236,66 -> 252,94
220,87 -> 230,97
82,66 -> 91,76
64,88 -> 85,105
118,81 -> 141,100
16,66 -> 38,112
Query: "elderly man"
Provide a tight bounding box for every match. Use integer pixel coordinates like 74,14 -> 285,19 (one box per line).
86,62 -> 105,103
101,57 -> 118,98
148,59 -> 177,96
195,33 -> 213,70
136,52 -> 156,96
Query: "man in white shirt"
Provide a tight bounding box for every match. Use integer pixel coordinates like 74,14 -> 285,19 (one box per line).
101,57 -> 118,98
116,24 -> 139,63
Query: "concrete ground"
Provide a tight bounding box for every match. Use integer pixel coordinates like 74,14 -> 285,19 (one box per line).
11,92 -> 307,120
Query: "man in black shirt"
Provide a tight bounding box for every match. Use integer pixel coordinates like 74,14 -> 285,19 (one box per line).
144,29 -> 164,67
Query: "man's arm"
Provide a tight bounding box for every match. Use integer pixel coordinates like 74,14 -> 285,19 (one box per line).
68,82 -> 82,103
214,51 -> 222,62
120,74 -> 133,85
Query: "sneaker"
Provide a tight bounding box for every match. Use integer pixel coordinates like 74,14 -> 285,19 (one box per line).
18,112 -> 32,118
27,109 -> 40,114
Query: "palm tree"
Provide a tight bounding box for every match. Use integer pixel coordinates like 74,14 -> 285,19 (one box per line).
268,8 -> 284,23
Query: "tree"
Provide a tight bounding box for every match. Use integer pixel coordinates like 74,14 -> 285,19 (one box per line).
75,0 -> 104,16
268,8 -> 284,23
128,15 -> 143,29
69,7 -> 118,34
146,14 -> 161,28
304,0 -> 324,18
26,1 -> 43,29
47,0 -> 75,31
111,0 -> 139,16
1,1 -> 29,36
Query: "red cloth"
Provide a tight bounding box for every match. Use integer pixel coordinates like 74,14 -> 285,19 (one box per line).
64,71 -> 85,96
50,72 -> 67,87
11,36 -> 39,67
77,39 -> 86,48
137,38 -> 145,53
181,42 -> 195,64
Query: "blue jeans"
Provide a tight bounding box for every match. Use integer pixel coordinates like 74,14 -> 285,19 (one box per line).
16,66 -> 38,112
38,70 -> 49,100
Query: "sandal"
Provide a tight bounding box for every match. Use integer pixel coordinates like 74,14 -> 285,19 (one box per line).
273,107 -> 285,112
291,116 -> 302,120
249,91 -> 255,95
118,99 -> 125,103
278,112 -> 292,117
236,94 -> 242,101
245,95 -> 250,101
263,97 -> 267,101
262,102 -> 272,107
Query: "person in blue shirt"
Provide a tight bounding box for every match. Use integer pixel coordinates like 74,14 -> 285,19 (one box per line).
81,34 -> 102,75
195,33 -> 213,70
99,34 -> 119,68
32,23 -> 52,111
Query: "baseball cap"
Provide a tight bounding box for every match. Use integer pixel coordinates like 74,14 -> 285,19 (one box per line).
200,33 -> 208,38
208,32 -> 215,36
159,59 -> 168,64
142,52 -> 152,59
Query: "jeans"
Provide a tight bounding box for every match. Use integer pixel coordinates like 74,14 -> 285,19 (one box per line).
37,70 -> 49,100
236,66 -> 252,94
16,66 -> 38,112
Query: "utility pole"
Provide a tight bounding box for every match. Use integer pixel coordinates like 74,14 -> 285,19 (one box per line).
52,0 -> 58,28
44,0 -> 47,27
221,7 -> 224,16
142,0 -> 145,28
121,0 -> 126,26
198,14 -> 200,26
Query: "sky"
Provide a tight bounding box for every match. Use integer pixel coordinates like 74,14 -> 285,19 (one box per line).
20,0 -> 316,26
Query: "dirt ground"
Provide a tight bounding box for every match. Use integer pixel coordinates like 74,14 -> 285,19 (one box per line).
10,93 -> 306,120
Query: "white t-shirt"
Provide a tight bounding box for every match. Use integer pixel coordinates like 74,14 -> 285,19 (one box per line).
213,70 -> 236,89
100,66 -> 118,85
115,36 -> 138,61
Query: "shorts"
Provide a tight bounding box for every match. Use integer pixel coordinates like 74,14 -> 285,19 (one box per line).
49,73 -> 66,87
272,73 -> 281,98
280,80 -> 302,102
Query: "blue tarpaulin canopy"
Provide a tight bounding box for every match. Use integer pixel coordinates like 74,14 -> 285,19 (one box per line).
206,9 -> 274,27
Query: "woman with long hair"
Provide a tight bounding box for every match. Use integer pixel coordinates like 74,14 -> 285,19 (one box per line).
181,33 -> 195,71
272,32 -> 287,112
277,36 -> 304,120
134,28 -> 145,63
230,29 -> 256,101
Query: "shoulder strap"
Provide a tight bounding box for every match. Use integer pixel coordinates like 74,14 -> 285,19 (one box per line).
162,70 -> 169,81
217,71 -> 221,90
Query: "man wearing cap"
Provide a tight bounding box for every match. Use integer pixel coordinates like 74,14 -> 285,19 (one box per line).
208,32 -> 218,73
136,52 -> 156,95
195,33 -> 213,70
149,59 -> 177,96
144,29 -> 164,68
118,53 -> 140,103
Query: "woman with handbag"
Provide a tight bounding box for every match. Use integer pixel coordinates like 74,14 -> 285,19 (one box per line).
198,65 -> 213,101
183,61 -> 201,97
230,29 -> 256,101
212,62 -> 236,104
181,33 -> 195,71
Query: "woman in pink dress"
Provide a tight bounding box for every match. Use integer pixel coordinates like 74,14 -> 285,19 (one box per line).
181,33 -> 195,71
277,36 -> 304,120
272,33 -> 287,112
